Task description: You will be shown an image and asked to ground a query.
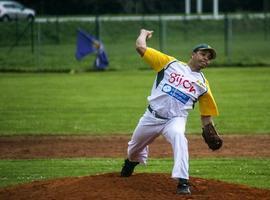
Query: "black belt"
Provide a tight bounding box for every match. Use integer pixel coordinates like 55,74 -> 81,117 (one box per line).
148,105 -> 168,120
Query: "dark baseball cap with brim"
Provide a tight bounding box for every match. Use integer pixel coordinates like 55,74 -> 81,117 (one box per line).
192,43 -> 216,59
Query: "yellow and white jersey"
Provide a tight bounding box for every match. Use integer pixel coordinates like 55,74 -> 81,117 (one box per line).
143,47 -> 219,118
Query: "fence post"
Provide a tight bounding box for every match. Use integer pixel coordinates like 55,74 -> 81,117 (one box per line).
15,17 -> 18,46
95,15 -> 101,40
224,14 -> 232,63
264,14 -> 268,41
140,14 -> 146,29
31,19 -> 34,53
55,16 -> 60,44
37,22 -> 41,68
264,0 -> 269,40
159,15 -> 166,53
183,15 -> 188,41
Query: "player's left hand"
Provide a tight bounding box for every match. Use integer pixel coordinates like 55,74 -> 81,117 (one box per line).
202,123 -> 223,151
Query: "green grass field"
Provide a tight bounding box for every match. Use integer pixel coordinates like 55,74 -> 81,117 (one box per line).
0,67 -> 269,189
0,67 -> 269,135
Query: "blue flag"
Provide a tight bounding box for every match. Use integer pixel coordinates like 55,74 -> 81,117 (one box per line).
75,29 -> 97,60
75,28 -> 109,69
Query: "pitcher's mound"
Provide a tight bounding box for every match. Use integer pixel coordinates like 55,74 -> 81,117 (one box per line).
1,173 -> 269,200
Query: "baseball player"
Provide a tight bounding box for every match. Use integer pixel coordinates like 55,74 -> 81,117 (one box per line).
120,29 -> 220,195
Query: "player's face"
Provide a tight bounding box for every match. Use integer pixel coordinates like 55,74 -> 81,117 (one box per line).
192,50 -> 212,69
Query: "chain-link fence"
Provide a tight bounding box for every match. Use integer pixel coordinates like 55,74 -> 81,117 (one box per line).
0,14 -> 269,72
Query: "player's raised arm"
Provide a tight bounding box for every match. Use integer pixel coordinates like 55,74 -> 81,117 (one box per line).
135,29 -> 153,56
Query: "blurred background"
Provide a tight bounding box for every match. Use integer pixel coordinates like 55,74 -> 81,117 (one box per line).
0,1 -> 269,190
0,0 -> 269,72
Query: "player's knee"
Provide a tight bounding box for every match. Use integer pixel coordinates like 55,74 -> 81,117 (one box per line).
164,130 -> 186,145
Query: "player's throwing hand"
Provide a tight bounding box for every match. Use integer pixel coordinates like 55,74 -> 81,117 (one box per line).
136,29 -> 153,56
140,29 -> 153,40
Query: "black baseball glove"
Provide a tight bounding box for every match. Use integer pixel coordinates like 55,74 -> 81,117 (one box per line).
202,123 -> 223,151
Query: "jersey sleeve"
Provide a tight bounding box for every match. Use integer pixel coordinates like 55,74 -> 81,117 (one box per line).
199,79 -> 219,116
142,47 -> 175,72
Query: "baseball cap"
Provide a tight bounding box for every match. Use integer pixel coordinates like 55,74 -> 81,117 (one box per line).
192,43 -> 216,59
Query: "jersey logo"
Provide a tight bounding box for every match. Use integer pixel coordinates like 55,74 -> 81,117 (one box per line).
162,84 -> 190,104
168,72 -> 196,94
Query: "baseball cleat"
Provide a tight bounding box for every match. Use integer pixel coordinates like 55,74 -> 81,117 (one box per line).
120,159 -> 139,177
177,179 -> 191,195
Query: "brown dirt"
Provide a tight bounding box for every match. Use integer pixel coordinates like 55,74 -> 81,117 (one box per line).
0,135 -> 269,159
1,173 -> 270,200
0,134 -> 270,200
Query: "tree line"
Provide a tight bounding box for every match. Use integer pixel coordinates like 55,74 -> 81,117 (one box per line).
19,0 -> 267,15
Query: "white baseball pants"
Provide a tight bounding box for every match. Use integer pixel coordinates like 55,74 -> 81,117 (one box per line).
127,109 -> 189,179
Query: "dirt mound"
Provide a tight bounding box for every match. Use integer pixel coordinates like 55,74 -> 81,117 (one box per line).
1,173 -> 269,200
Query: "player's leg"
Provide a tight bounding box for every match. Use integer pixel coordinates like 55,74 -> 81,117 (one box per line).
162,117 -> 191,194
127,110 -> 164,163
121,110 -> 165,177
